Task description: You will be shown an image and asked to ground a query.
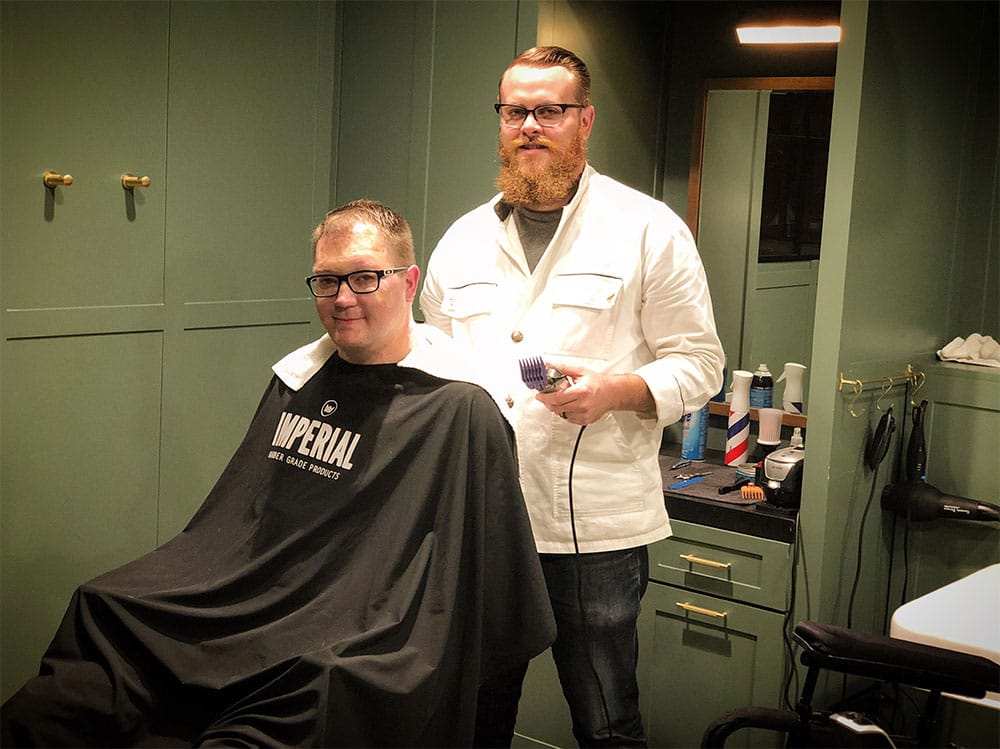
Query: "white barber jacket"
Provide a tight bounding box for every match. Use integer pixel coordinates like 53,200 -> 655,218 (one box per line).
421,165 -> 724,553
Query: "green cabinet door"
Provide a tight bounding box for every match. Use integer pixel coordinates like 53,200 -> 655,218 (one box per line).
1,1 -> 333,704
1,0 -> 170,703
638,582 -> 787,748
156,0 -> 331,539
1,1 -> 169,314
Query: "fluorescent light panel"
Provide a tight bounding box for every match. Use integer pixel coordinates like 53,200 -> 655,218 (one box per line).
737,25 -> 841,44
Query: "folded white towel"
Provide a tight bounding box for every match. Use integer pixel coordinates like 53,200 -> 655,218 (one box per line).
937,333 -> 1000,368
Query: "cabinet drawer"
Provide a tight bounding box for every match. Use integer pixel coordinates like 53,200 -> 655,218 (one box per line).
651,520 -> 792,611
638,581 -> 787,748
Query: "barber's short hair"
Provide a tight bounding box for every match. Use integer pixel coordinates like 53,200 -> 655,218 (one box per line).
311,199 -> 415,266
500,46 -> 591,106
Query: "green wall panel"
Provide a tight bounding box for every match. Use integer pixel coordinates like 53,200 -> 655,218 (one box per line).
334,0 -> 532,312
926,400 -> 999,503
1,333 -> 163,699
537,0 -> 669,197
696,90 -> 766,372
0,1 -> 169,311
840,2 -> 986,364
946,2 -> 999,339
157,321 -> 321,539
336,1 -> 423,217
422,1 -> 526,255
165,0 -> 333,303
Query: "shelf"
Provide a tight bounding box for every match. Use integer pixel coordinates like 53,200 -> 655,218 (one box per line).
707,400 -> 807,429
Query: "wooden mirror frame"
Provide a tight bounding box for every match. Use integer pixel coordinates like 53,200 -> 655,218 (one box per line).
687,76 -> 836,241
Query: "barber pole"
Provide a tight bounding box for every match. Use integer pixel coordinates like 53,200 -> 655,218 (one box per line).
725,370 -> 754,466
725,409 -> 750,465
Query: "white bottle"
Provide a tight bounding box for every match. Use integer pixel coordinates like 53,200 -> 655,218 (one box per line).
726,371 -> 753,466
729,370 -> 753,413
778,363 -> 807,414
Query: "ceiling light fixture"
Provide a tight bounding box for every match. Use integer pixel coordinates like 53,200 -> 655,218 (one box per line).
737,24 -> 841,44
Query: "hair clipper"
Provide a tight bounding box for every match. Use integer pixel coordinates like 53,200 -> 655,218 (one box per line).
519,355 -> 570,392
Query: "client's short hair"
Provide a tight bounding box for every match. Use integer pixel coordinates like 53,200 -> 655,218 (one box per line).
311,199 -> 415,266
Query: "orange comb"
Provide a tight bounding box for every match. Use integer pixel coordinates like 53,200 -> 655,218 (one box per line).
740,482 -> 765,500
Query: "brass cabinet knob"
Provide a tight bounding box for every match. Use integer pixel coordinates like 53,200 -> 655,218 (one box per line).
121,173 -> 151,189
43,170 -> 74,188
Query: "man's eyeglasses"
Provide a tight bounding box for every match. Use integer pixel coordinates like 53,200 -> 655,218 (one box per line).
306,267 -> 409,298
495,103 -> 585,127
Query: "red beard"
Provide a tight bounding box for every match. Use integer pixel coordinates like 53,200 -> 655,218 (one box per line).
496,131 -> 586,208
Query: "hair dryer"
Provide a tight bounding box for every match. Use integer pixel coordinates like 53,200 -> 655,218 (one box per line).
882,480 -> 1000,522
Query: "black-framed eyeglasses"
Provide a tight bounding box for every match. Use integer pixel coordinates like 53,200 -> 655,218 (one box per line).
494,103 -> 585,127
305,267 -> 409,298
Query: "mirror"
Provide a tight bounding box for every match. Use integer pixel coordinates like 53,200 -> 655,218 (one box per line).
689,77 -> 834,409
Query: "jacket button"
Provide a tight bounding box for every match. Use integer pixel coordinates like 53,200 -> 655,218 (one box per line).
511,330 -> 523,342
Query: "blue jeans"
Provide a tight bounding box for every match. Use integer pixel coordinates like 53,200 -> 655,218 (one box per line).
474,546 -> 649,748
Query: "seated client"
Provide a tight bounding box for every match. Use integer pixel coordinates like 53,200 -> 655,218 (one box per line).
1,199 -> 555,747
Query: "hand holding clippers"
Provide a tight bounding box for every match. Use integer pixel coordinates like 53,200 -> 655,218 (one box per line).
519,355 -> 570,393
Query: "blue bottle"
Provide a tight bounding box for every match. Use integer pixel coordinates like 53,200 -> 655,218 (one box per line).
681,403 -> 709,461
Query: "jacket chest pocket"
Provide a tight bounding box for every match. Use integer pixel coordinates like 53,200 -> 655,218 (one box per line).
440,283 -> 499,345
547,273 -> 623,360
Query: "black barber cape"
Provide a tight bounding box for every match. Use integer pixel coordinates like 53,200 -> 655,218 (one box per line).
2,355 -> 555,747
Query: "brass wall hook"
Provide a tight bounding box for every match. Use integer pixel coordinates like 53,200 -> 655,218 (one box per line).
839,372 -> 866,417
876,378 -> 894,411
838,366 -> 925,417
43,170 -> 73,188
848,380 -> 864,417
121,173 -> 151,190
907,364 -> 926,406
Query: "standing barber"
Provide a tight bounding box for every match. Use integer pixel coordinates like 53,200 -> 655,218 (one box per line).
421,47 -> 724,747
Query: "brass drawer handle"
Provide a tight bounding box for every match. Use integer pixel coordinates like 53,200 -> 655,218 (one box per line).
676,601 -> 728,620
43,170 -> 74,188
121,173 -> 151,189
679,553 -> 731,569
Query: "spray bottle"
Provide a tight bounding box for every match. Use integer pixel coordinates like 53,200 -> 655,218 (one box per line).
750,363 -> 773,409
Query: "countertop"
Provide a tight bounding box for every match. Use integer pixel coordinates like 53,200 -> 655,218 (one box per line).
659,450 -> 797,543
890,563 -> 1000,709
